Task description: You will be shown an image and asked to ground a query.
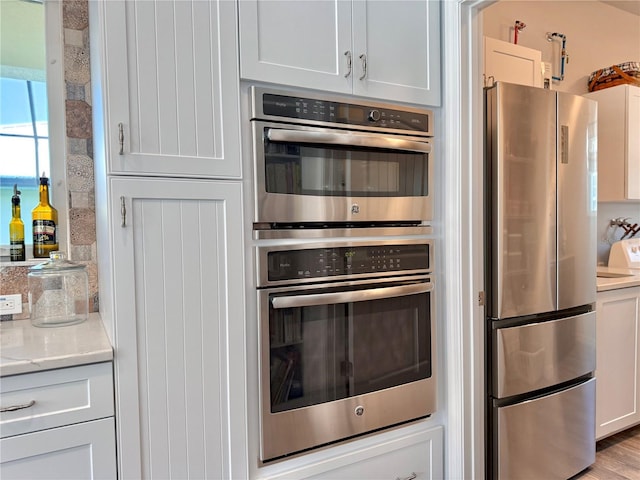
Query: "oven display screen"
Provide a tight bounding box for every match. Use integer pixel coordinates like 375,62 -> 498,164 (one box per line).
267,244 -> 429,281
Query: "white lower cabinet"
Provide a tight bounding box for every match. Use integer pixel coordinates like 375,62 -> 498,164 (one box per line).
259,426 -> 444,480
595,286 -> 640,439
101,177 -> 247,479
0,363 -> 116,479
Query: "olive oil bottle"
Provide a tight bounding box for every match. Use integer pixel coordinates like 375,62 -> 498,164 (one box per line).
32,174 -> 58,258
10,184 -> 25,261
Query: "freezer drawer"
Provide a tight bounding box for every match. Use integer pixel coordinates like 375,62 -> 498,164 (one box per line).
495,378 -> 595,480
494,311 -> 595,398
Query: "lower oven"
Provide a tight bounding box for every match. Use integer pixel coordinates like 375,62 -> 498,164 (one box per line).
256,239 -> 436,461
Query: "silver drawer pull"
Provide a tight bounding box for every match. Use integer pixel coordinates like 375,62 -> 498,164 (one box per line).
396,473 -> 417,480
1,400 -> 36,413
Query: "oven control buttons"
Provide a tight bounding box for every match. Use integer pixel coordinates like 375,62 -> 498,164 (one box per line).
355,406 -> 365,416
368,109 -> 381,122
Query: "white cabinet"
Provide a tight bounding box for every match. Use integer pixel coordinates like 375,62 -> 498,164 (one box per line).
89,0 -> 242,179
259,426 -> 444,480
0,363 -> 116,479
238,0 -> 441,106
103,177 -> 247,479
595,286 -> 640,439
586,84 -> 640,202
483,36 -> 542,88
90,0 -> 248,477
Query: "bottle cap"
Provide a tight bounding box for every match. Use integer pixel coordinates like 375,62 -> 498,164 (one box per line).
39,172 -> 49,186
12,184 -> 21,206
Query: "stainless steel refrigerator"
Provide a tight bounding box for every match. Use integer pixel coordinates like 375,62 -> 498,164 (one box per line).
484,82 -> 598,479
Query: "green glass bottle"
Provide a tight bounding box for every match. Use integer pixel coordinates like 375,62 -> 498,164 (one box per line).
32,174 -> 59,258
10,184 -> 26,261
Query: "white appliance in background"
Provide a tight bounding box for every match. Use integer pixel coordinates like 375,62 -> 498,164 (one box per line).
483,36 -> 543,87
609,238 -> 640,269
485,82 -> 598,479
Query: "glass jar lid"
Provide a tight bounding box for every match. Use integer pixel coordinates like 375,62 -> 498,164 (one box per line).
29,251 -> 86,274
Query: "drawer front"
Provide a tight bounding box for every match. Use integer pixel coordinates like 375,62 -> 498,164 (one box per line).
496,378 -> 595,480
0,362 -> 113,438
0,417 -> 117,479
494,311 -> 596,398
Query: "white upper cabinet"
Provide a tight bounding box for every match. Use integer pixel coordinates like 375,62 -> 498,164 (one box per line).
90,0 -> 242,178
586,84 -> 640,202
483,36 -> 543,88
239,0 -> 441,106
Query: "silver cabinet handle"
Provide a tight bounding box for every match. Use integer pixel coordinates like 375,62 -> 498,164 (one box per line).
266,128 -> 431,154
344,51 -> 352,78
359,53 -> 367,80
396,474 -> 417,480
271,283 -> 433,309
1,400 -> 36,413
120,196 -> 127,227
118,122 -> 124,155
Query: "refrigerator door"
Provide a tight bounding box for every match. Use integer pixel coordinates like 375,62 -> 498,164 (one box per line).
495,378 -> 595,480
557,93 -> 598,310
487,83 -> 557,319
493,311 -> 596,398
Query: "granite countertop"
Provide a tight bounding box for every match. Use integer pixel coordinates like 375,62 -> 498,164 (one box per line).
596,266 -> 640,292
0,313 -> 113,377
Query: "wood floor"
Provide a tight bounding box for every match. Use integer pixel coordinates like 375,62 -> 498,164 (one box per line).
573,424 -> 640,480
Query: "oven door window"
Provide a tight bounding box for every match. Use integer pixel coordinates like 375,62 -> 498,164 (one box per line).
267,288 -> 431,413
264,139 -> 428,198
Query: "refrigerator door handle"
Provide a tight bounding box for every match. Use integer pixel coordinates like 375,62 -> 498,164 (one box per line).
561,125 -> 569,164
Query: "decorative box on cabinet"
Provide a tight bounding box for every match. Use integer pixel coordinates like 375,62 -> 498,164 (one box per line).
595,287 -> 640,439
238,0 -> 441,106
89,0 -> 242,179
0,363 -> 117,479
586,85 -> 640,201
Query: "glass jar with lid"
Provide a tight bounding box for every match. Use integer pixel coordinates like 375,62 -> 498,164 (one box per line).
28,252 -> 88,327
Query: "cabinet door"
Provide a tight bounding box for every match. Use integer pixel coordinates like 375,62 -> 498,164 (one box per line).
0,418 -> 117,480
352,0 -> 441,106
90,0 -> 241,178
239,0 -> 352,93
109,178 -> 247,479
483,36 -> 542,88
595,287 -> 640,439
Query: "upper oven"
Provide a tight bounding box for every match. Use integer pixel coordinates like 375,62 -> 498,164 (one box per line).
249,87 -> 434,229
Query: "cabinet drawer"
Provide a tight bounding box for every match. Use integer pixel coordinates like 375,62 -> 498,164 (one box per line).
0,362 -> 113,438
0,417 -> 117,479
260,426 -> 444,480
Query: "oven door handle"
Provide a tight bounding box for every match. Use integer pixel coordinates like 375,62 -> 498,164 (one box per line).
266,128 -> 431,154
271,282 -> 433,309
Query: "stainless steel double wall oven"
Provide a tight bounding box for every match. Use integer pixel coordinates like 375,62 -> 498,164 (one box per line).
249,87 -> 437,462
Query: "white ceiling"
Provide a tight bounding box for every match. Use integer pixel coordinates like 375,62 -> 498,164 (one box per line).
600,0 -> 640,16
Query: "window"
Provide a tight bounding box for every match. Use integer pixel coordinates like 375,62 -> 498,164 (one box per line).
1,0 -> 66,256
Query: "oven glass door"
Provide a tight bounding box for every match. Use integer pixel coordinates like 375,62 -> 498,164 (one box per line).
259,125 -> 431,198
262,279 -> 433,414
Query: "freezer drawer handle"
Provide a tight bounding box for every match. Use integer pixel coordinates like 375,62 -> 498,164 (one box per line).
1,399 -> 36,413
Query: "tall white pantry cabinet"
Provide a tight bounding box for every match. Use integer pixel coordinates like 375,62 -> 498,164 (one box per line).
89,1 -> 248,478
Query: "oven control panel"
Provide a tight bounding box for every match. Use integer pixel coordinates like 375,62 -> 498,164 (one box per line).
266,243 -> 430,282
260,93 -> 430,134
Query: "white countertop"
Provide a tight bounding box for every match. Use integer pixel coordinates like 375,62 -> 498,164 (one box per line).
597,266 -> 640,292
0,313 -> 113,377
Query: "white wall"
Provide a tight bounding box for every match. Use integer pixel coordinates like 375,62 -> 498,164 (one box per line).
484,1 -> 640,265
483,0 -> 640,95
